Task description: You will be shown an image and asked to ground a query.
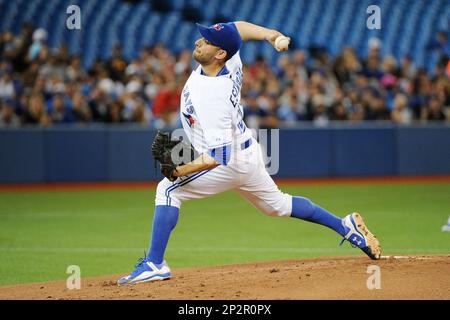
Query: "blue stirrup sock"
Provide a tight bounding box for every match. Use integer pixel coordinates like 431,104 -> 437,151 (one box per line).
148,205 -> 180,264
291,196 -> 346,236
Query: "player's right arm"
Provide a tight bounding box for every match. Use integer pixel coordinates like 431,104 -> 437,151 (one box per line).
173,140 -> 232,176
172,153 -> 220,177
234,21 -> 290,52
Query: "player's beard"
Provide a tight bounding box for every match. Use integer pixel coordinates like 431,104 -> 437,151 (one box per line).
192,49 -> 200,61
192,49 -> 204,63
193,49 -> 213,65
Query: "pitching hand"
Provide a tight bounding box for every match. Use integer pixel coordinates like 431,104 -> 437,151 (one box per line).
266,31 -> 290,52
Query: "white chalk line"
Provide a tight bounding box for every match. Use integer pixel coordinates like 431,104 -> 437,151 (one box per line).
379,255 -> 440,260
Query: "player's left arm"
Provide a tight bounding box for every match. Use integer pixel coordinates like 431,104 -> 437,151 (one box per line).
173,153 -> 220,177
234,21 -> 290,52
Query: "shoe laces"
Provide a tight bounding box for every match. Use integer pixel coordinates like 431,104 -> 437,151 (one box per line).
134,252 -> 149,270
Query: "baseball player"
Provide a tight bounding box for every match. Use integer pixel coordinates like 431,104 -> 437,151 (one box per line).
118,21 -> 381,285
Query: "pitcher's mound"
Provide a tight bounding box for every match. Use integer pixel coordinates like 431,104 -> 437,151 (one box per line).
1,255 -> 449,300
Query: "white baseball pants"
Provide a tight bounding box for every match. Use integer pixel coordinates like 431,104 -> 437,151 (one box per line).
155,138 -> 292,217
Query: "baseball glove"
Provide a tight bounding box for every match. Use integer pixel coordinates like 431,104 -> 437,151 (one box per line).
151,131 -> 195,182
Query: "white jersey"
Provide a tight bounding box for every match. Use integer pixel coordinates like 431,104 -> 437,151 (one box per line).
155,50 -> 292,218
179,51 -> 253,159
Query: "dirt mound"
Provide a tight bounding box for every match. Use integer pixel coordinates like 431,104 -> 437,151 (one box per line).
1,255 -> 449,300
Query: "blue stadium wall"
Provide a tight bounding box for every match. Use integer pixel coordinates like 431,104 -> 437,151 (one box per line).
0,124 -> 449,183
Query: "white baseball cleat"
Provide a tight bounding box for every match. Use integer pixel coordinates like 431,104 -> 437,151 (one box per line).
117,254 -> 171,286
340,212 -> 381,260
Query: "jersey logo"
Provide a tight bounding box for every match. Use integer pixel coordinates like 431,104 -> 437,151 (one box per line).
182,112 -> 196,127
186,104 -> 194,114
213,24 -> 224,31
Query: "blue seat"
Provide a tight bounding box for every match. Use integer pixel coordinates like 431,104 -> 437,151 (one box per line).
0,0 -> 446,71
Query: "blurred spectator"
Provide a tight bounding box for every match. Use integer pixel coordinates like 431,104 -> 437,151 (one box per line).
66,56 -> 86,82
277,88 -> 307,125
363,89 -> 390,121
400,55 -> 417,79
71,91 -> 92,123
257,94 -> 280,129
409,69 -> 433,119
49,93 -> 74,123
88,85 -> 111,122
151,79 -> 181,128
391,93 -> 412,124
28,28 -> 47,62
427,31 -> 450,60
133,98 -> 152,126
333,47 -> 361,85
8,23 -> 34,73
330,102 -> 348,121
0,71 -> 16,99
105,100 -> 125,123
0,99 -> 20,127
421,95 -> 447,121
23,93 -> 51,125
174,49 -> 194,76
106,45 -> 128,82
310,95 -> 330,126
122,79 -> 144,121
243,92 -> 263,129
0,25 -> 449,128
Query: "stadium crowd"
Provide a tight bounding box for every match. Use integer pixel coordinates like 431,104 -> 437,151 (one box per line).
0,24 -> 449,129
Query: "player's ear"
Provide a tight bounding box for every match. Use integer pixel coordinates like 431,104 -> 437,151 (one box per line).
215,49 -> 227,61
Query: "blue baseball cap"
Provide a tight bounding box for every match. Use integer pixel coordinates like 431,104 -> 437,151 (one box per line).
196,22 -> 242,58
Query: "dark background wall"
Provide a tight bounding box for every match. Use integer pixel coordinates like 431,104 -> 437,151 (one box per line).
1,124 -> 449,183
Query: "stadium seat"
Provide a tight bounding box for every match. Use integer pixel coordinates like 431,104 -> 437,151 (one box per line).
0,0 -> 447,71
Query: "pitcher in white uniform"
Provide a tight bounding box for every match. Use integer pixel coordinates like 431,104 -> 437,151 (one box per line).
118,21 -> 381,286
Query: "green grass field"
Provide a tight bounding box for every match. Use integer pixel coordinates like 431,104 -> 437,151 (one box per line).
0,182 -> 449,286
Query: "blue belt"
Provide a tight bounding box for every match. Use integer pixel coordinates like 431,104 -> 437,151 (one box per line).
240,138 -> 252,150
